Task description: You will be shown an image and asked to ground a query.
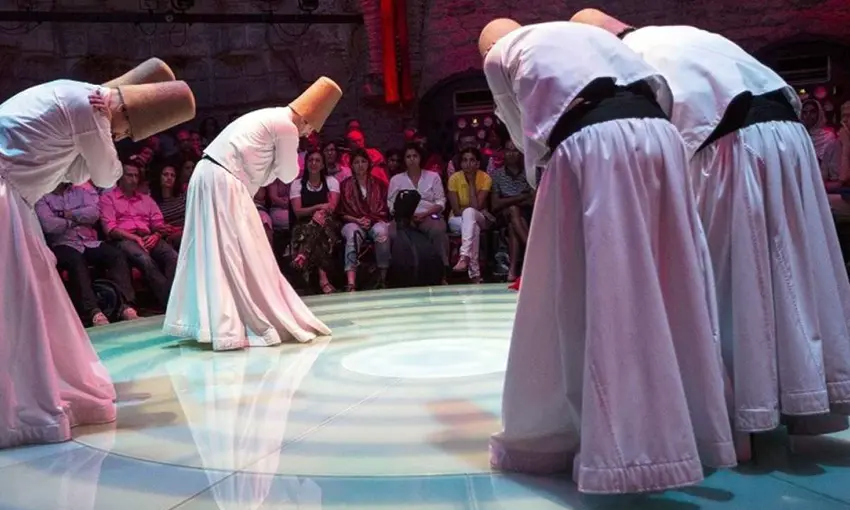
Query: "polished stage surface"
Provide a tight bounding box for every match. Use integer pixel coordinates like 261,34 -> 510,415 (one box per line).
3,285 -> 850,509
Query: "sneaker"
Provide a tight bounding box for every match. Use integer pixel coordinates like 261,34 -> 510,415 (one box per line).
91,312 -> 110,327
121,307 -> 140,321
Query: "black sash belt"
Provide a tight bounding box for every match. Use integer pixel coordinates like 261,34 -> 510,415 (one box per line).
547,77 -> 668,152
202,154 -> 226,169
697,89 -> 800,153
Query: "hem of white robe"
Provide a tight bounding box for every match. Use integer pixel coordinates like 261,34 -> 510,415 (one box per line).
163,321 -> 316,351
733,379 -> 850,432
489,434 -> 714,494
0,401 -> 116,450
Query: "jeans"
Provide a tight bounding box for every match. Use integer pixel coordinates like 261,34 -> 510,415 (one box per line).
115,238 -> 178,307
52,243 -> 136,319
342,221 -> 390,272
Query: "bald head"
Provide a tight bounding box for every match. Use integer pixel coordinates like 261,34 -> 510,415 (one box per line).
479,18 -> 522,58
570,8 -> 631,36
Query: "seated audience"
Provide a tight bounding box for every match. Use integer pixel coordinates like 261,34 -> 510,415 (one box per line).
198,117 -> 221,148
322,140 -> 352,183
338,148 -> 391,291
149,158 -> 186,248
254,185 -> 273,244
35,183 -> 139,326
267,179 -> 292,236
801,98 -> 838,171
291,149 -> 341,294
298,131 -> 321,171
827,101 -> 850,214
385,149 -> 403,178
388,190 -> 444,287
490,140 -> 534,282
178,156 -> 198,192
342,128 -> 387,183
100,162 -> 179,308
447,129 -> 487,177
388,143 -> 450,278
447,147 -> 492,282
176,129 -> 202,161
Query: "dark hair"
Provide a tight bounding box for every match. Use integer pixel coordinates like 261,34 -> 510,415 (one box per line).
349,148 -> 372,170
321,140 -> 340,152
403,142 -> 426,163
149,156 -> 184,201
489,124 -> 508,144
385,148 -> 402,161
198,117 -> 221,140
458,146 -> 482,163
301,148 -> 328,186
393,189 -> 421,223
802,98 -> 819,107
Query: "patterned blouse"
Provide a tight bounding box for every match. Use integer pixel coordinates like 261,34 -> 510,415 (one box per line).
157,194 -> 186,227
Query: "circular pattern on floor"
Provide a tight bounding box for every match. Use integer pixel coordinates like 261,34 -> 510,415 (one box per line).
341,337 -> 510,379
75,285 -> 518,477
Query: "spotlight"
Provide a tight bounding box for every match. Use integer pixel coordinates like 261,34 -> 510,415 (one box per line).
298,0 -> 319,12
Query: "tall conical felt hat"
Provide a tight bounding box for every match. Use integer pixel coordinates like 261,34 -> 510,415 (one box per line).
119,80 -> 196,141
479,18 -> 522,58
103,58 -> 176,88
288,77 -> 342,132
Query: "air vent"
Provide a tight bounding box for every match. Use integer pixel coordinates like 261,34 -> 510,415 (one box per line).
773,54 -> 831,86
453,89 -> 494,115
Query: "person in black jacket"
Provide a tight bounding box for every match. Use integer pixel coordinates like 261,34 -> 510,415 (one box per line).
388,190 -> 444,287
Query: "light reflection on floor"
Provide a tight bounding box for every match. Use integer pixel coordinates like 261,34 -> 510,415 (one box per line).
2,284 -> 850,509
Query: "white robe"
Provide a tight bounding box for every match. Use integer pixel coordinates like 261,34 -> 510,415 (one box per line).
624,25 -> 850,433
484,22 -> 736,494
0,80 -> 121,449
163,107 -> 331,351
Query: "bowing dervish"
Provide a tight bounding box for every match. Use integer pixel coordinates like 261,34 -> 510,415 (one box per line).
163,77 -> 341,351
479,18 -> 737,494
572,9 -> 850,452
0,58 -> 196,449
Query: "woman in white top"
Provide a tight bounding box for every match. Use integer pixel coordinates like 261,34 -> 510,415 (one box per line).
290,148 -> 341,294
387,143 -> 450,275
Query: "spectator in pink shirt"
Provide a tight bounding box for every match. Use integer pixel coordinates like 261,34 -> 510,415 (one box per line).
99,161 -> 178,307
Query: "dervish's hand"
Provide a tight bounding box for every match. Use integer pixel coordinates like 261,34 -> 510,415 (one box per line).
89,89 -> 112,121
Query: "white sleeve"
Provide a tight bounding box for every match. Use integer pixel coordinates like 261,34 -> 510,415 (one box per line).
271,110 -> 301,184
68,86 -> 122,188
484,46 -> 525,153
289,179 -> 302,199
430,173 -> 446,209
326,176 -> 340,193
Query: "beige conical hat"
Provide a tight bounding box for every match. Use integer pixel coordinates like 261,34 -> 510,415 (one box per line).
479,18 -> 522,58
288,77 -> 342,132
103,58 -> 176,88
119,81 -> 196,141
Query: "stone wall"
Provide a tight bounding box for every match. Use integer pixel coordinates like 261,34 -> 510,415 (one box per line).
412,0 -> 850,96
2,0 -> 850,148
0,0 -> 407,147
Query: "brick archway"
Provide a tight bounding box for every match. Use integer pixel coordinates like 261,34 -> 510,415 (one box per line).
417,69 -> 488,157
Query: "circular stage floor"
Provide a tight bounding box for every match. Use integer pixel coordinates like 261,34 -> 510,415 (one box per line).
3,285 -> 850,509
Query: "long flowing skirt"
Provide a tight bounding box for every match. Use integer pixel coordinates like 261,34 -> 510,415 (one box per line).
163,161 -> 331,351
491,118 -> 736,494
0,176 -> 116,449
691,121 -> 850,434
